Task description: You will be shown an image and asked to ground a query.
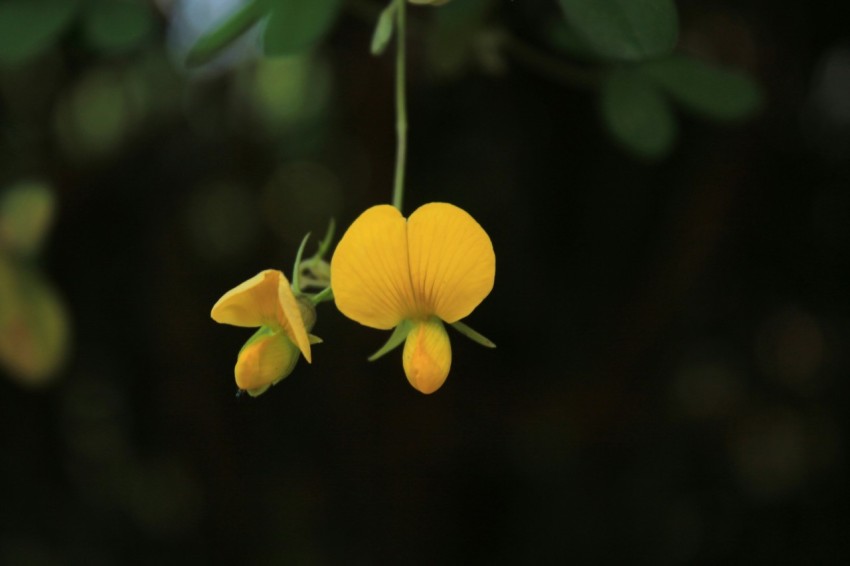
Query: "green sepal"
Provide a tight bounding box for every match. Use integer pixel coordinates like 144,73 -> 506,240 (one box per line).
185,0 -> 268,66
451,320 -> 496,348
291,231 -> 312,293
368,320 -> 413,361
314,218 -> 336,260
298,218 -> 334,291
309,333 -> 323,345
371,0 -> 397,56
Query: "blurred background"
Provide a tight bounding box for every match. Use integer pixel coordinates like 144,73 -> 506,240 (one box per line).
1,0 -> 849,563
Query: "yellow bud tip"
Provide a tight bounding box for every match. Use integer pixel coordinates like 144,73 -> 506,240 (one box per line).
234,331 -> 300,393
402,319 -> 452,394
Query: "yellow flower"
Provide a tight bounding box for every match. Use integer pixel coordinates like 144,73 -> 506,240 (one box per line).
211,269 -> 315,396
331,203 -> 495,394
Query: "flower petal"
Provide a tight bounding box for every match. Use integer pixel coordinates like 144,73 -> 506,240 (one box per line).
211,270 -> 282,328
407,203 -> 495,323
403,318 -> 451,394
211,270 -> 312,363
235,329 -> 300,394
277,278 -> 312,363
331,205 -> 417,329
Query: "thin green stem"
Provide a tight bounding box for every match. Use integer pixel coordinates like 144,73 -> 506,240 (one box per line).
391,0 -> 408,212
310,286 -> 335,305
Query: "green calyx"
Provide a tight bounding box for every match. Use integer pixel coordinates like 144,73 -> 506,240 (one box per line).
367,317 -> 495,363
291,219 -> 336,306
368,319 -> 413,361
450,320 -> 496,348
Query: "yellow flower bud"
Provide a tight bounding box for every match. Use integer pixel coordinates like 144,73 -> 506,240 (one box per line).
235,328 -> 301,396
403,318 -> 451,394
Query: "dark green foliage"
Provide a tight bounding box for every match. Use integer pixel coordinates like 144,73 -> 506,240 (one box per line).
557,0 -> 678,62
82,0 -> 154,52
264,0 -> 343,56
0,0 -> 78,66
600,69 -> 677,159
641,54 -> 762,121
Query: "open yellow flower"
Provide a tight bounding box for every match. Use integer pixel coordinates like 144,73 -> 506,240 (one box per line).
211,270 -> 315,396
331,202 -> 495,394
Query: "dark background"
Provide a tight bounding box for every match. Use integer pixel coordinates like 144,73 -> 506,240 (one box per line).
2,0 -> 850,563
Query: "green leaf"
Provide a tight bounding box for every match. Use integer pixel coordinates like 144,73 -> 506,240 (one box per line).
600,69 -> 677,160
450,321 -> 496,348
370,0 -> 397,56
186,0 -> 269,66
545,21 -> 602,63
426,0 -> 492,77
0,180 -> 55,257
83,0 -> 154,52
368,320 -> 412,362
264,0 -> 342,56
0,0 -> 78,67
557,0 -> 677,62
640,54 -> 763,121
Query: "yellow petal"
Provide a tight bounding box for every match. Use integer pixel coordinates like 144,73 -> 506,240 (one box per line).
331,205 -> 417,329
403,318 -> 451,394
234,331 -> 300,393
211,270 -> 311,363
211,270 -> 282,328
277,279 -> 312,363
407,203 -> 495,323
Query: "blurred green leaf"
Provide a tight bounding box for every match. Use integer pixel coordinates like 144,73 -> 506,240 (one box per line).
186,0 -> 268,66
600,69 -> 677,159
0,261 -> 70,387
641,54 -> 763,121
370,1 -> 397,56
0,180 -> 55,257
426,0 -> 492,77
545,21 -> 602,62
264,0 -> 342,56
0,0 -> 78,67
82,0 -> 154,52
557,0 -> 677,62
0,254 -> 17,329
54,68 -> 130,159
